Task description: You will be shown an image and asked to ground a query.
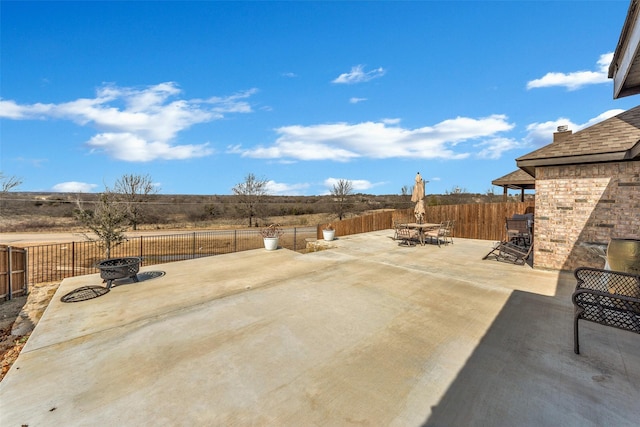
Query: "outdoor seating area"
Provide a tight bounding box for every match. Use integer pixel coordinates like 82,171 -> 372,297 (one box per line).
394,220 -> 454,247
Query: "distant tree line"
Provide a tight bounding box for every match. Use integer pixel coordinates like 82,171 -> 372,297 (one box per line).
1,171 -> 528,236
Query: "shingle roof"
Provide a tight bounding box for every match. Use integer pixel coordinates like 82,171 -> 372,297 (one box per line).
516,105 -> 640,175
491,169 -> 535,190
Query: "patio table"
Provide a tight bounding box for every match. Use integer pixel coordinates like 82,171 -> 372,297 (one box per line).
400,223 -> 441,246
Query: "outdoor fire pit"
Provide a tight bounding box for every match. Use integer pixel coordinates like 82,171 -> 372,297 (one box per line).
95,257 -> 142,289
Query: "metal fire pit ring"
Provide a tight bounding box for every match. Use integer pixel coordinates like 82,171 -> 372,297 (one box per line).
95,257 -> 142,289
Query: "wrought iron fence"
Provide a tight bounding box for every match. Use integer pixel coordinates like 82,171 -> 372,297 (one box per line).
24,227 -> 317,286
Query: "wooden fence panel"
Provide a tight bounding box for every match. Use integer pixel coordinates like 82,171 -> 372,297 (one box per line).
0,245 -> 27,300
318,211 -> 394,239
321,201 -> 535,241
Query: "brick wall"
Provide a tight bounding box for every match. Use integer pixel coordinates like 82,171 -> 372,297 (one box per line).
534,161 -> 640,271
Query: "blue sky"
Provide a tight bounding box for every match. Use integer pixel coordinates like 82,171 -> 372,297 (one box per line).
1,1 -> 638,196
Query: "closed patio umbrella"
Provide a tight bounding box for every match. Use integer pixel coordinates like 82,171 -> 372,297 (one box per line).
411,172 -> 426,223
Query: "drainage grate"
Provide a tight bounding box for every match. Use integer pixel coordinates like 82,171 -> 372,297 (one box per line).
61,286 -> 109,303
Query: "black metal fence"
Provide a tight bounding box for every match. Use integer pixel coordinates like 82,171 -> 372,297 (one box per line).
24,227 -> 317,286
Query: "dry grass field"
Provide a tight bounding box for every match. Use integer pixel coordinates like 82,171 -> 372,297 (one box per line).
0,192 -> 406,233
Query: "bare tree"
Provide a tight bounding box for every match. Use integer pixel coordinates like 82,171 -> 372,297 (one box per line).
74,189 -> 129,259
331,179 -> 353,220
113,173 -> 159,230
0,172 -> 22,193
232,173 -> 269,227
445,185 -> 469,205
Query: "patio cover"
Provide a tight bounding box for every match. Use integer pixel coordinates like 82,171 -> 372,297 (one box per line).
491,169 -> 535,202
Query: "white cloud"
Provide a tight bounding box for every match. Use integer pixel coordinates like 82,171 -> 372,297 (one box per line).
282,72 -> 298,78
52,181 -> 98,193
526,52 -> 613,90
349,97 -> 368,104
524,108 -> 624,147
332,65 -> 386,84
475,137 -> 526,159
265,180 -> 310,195
0,82 -> 255,161
324,177 -> 378,192
87,132 -> 214,162
230,115 -> 515,162
581,109 -> 624,128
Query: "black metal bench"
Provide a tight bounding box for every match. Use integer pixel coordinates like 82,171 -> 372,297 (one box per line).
572,267 -> 640,354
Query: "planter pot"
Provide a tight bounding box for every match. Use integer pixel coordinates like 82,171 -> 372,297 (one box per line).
95,257 -> 141,289
263,237 -> 279,251
608,238 -> 640,275
323,229 -> 335,241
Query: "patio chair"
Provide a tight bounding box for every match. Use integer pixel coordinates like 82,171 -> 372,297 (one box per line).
393,221 -> 400,240
396,227 -> 419,246
482,240 -> 532,265
506,218 -> 531,246
393,220 -> 405,240
425,222 -> 450,247
443,220 -> 454,245
572,267 -> 640,354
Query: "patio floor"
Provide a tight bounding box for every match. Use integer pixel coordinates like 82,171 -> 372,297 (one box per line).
1,231 -> 640,426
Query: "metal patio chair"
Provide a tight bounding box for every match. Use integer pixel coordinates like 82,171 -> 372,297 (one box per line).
505,218 -> 531,246
396,227 -> 419,246
482,240 -> 533,265
425,222 -> 451,247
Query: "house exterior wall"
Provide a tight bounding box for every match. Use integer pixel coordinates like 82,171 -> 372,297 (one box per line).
534,160 -> 640,271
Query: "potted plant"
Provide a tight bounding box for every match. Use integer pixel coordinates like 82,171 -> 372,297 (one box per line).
323,223 -> 336,241
261,224 -> 284,250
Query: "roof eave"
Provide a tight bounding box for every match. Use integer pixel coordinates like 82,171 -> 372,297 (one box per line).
609,0 -> 640,99
516,152 -> 629,171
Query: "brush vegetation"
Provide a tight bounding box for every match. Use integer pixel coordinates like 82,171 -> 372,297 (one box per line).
0,190 -> 519,233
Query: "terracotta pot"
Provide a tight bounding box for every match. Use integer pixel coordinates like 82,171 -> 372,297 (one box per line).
607,238 -> 640,274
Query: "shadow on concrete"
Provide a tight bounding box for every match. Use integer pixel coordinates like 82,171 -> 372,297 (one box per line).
423,278 -> 640,426
111,270 -> 166,287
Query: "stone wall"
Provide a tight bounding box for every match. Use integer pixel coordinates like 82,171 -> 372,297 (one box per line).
533,161 -> 640,271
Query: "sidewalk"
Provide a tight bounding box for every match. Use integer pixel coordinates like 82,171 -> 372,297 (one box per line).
1,231 -> 639,426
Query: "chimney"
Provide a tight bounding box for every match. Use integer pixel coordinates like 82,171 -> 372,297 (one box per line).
553,125 -> 572,142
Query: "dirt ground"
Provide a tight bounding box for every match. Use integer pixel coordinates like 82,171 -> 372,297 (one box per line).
0,282 -> 60,382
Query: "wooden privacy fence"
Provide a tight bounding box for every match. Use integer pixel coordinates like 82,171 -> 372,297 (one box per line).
318,201 -> 535,241
0,245 -> 27,301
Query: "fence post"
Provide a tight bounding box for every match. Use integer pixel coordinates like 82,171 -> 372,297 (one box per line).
7,246 -> 13,300
72,241 -> 76,277
139,236 -> 143,263
293,227 -> 297,251
234,230 -> 237,253
24,249 -> 29,296
192,232 -> 196,259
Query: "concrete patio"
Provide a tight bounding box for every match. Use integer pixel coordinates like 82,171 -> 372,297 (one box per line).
1,230 -> 639,426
